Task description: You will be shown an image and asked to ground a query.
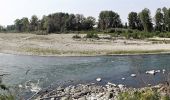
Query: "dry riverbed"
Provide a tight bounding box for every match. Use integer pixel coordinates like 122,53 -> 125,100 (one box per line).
1,33 -> 170,56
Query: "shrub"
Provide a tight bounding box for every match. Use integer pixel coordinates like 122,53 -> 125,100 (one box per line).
85,33 -> 99,39
72,34 -> 81,39
34,31 -> 49,35
117,89 -> 160,100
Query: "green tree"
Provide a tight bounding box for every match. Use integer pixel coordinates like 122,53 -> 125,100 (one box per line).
154,8 -> 164,32
98,11 -> 122,30
21,17 -> 29,32
82,16 -> 96,30
128,12 -> 138,29
139,8 -> 153,32
29,15 -> 39,31
14,19 -> 22,32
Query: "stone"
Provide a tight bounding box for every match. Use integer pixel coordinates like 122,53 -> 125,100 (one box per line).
121,78 -> 125,80
131,74 -> 136,77
96,78 -> 102,82
146,70 -> 155,75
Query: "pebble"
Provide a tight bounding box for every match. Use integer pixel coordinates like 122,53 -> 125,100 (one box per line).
131,74 -> 136,77
121,78 -> 125,80
163,69 -> 166,74
118,84 -> 124,90
146,70 -> 155,75
96,78 -> 102,82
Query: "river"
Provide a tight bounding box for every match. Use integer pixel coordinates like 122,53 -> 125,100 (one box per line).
0,53 -> 169,98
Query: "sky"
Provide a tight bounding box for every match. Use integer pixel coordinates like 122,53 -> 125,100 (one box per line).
0,0 -> 170,26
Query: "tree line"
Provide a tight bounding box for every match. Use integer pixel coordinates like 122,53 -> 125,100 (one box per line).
0,7 -> 170,34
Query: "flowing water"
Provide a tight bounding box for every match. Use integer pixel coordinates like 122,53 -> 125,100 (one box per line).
0,53 -> 170,98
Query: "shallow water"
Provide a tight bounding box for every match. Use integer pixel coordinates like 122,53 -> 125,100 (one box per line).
0,53 -> 170,98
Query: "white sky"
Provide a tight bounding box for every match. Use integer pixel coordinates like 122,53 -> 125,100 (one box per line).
0,0 -> 170,26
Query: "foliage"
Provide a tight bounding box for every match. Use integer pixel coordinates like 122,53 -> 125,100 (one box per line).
139,8 -> 153,32
98,11 -> 122,30
85,33 -> 99,39
72,34 -> 81,39
117,89 -> 162,100
128,12 -> 143,30
1,7 -> 170,39
0,78 -> 15,100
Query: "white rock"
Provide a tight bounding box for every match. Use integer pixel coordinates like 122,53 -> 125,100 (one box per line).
155,70 -> 161,73
146,70 -> 155,75
107,82 -> 116,87
18,84 -> 23,88
118,84 -> 124,89
131,74 -> 136,77
121,78 -> 125,80
50,98 -> 55,100
96,78 -> 102,82
163,69 -> 166,74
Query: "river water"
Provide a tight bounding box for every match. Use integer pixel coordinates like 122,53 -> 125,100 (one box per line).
0,53 -> 170,98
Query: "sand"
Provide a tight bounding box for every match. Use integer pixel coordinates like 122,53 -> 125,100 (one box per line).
0,33 -> 170,56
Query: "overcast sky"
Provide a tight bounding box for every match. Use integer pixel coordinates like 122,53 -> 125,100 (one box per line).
0,0 -> 170,26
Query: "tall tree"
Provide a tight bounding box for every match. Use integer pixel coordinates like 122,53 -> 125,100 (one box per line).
82,16 -> 96,30
21,17 -> 29,32
14,19 -> 22,32
128,12 -> 138,29
98,11 -> 122,30
30,15 -> 39,31
154,8 -> 164,32
139,8 -> 153,32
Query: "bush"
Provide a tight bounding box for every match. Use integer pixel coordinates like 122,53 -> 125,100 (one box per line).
85,33 -> 99,39
117,89 -> 161,100
158,32 -> 170,38
72,34 -> 81,39
34,31 -> 49,35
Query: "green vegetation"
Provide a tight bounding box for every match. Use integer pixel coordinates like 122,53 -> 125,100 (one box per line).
117,88 -> 170,100
0,7 -> 169,39
85,32 -> 99,39
106,50 -> 168,55
0,79 -> 15,100
72,34 -> 81,39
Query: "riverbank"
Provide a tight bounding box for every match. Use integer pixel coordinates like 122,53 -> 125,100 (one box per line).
32,82 -> 170,100
1,33 -> 170,56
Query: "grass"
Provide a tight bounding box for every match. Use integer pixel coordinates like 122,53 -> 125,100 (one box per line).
21,47 -> 170,56
106,50 -> 169,55
23,48 -> 61,55
117,88 -> 170,100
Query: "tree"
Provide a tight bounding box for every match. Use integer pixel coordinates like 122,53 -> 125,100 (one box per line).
82,16 -> 96,30
65,14 -> 76,31
21,17 -> 29,32
39,15 -> 48,31
139,8 -> 153,32
128,12 -> 138,29
154,8 -> 164,32
14,19 -> 22,32
98,11 -> 122,30
29,15 -> 39,31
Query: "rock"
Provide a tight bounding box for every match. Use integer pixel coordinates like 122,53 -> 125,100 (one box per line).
131,74 -> 136,77
118,84 -> 124,90
146,70 -> 155,75
105,92 -> 114,99
121,78 -> 125,80
96,78 -> 102,82
50,98 -> 55,100
155,70 -> 161,73
78,96 -> 87,100
18,84 -> 23,88
61,96 -> 70,100
148,84 -> 151,86
107,82 -> 117,87
163,69 -> 166,74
